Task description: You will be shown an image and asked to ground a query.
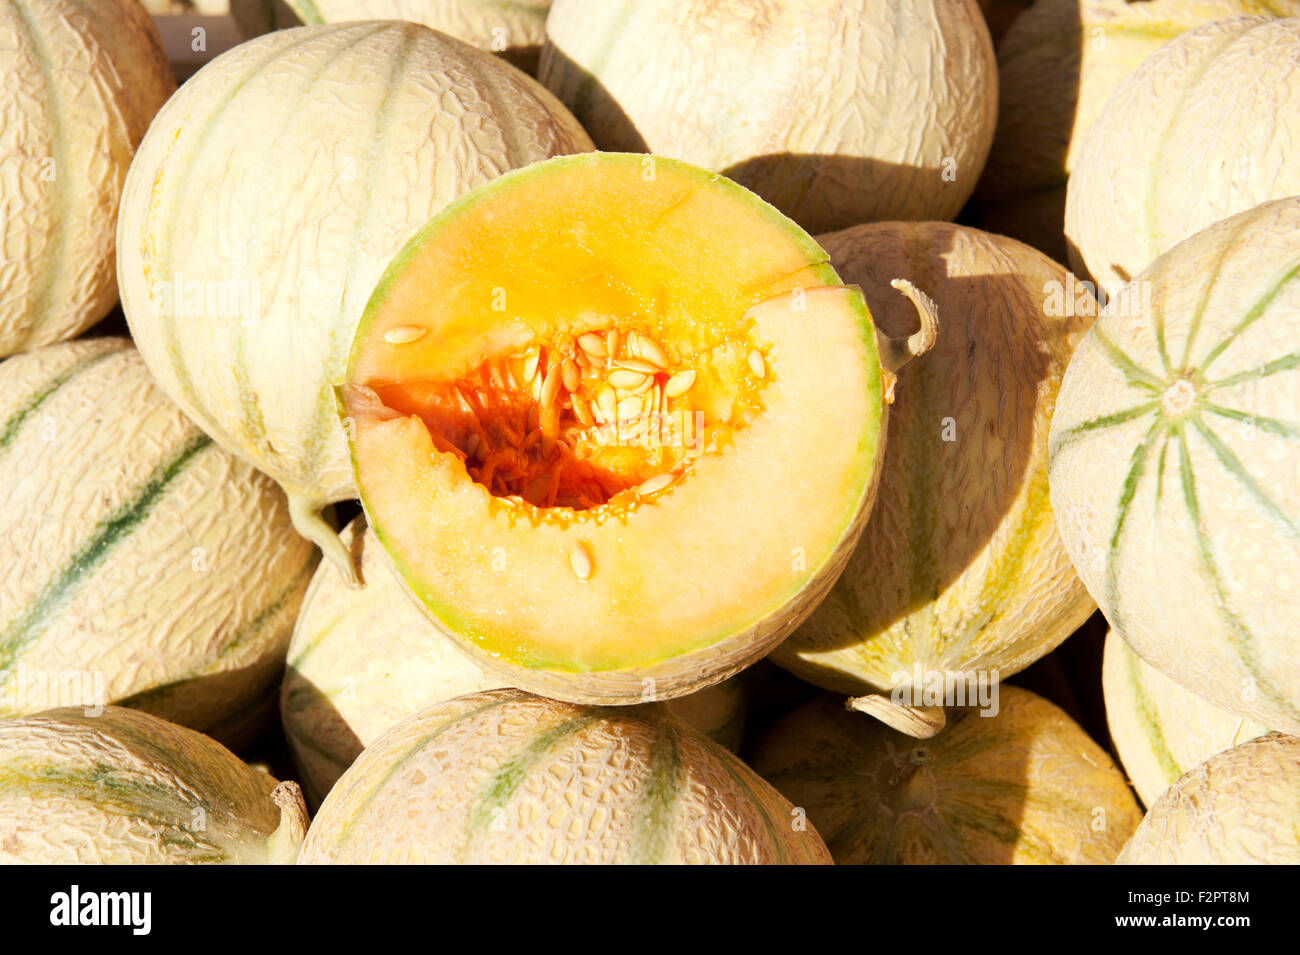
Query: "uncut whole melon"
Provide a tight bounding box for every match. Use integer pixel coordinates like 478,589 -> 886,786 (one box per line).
298,689 -> 830,864
539,0 -> 997,234
0,0 -> 173,357
340,152 -> 938,705
772,222 -> 1095,736
1117,734 -> 1298,864
116,21 -> 593,576
751,686 -> 1143,864
0,706 -> 308,864
283,516 -> 748,808
0,339 -> 317,746
1102,630 -> 1269,807
1050,197 -> 1300,735
977,0 -> 1299,264
249,0 -> 553,72
1065,15 -> 1300,298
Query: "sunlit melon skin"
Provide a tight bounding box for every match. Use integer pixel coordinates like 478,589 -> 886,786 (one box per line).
539,0 -> 997,235
976,0 -> 1298,264
283,516 -> 748,808
752,686 -> 1143,864
0,0 -> 173,358
0,707 -> 308,864
298,689 -> 830,864
1065,16 -> 1300,299
773,223 -> 1095,724
253,0 -> 552,72
116,22 -> 592,575
1102,630 -> 1269,808
1050,197 -> 1300,736
0,340 -> 317,747
1117,734 -> 1298,864
343,153 -> 900,705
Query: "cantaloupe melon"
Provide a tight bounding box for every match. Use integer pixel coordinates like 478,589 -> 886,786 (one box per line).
751,686 -> 1143,864
1065,15 -> 1300,298
772,222 -> 1095,736
1117,734 -> 1298,864
116,21 -> 593,577
340,152 -> 938,705
977,0 -> 1299,264
1050,197 -> 1300,735
0,0 -> 173,358
248,0 -> 552,72
0,339 -> 317,746
0,706 -> 308,864
283,516 -> 747,807
298,688 -> 830,864
538,0 -> 998,235
1102,630 -> 1269,807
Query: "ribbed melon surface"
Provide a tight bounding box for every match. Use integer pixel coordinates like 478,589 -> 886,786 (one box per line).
299,689 -> 829,864
0,339 -> 317,745
1051,197 -> 1300,735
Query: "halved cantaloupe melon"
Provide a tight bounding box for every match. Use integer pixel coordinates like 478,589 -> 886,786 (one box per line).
340,153 -> 937,704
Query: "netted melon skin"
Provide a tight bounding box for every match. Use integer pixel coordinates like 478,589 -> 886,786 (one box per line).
0,707 -> 307,864
299,689 -> 828,865
1117,734 -> 1298,864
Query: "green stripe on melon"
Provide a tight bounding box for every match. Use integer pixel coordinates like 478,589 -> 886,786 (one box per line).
0,339 -> 318,747
1065,15 -> 1300,298
299,689 -> 830,864
772,222 -> 1095,735
1050,196 -> 1300,735
1101,629 -> 1268,807
976,0 -> 1298,263
116,21 -> 593,578
751,685 -> 1143,864
0,706 -> 308,864
0,0 -> 173,357
282,516 -> 748,808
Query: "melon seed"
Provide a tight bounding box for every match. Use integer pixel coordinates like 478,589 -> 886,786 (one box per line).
639,473 -> 674,495
615,357 -> 661,375
569,542 -> 593,580
540,364 -> 563,409
562,358 -> 582,394
383,324 -> 426,344
572,395 -> 595,427
578,333 -> 607,357
608,369 -> 647,389
664,370 -> 696,397
596,386 -> 618,422
639,338 -> 670,369
522,348 -> 541,382
747,349 -> 766,378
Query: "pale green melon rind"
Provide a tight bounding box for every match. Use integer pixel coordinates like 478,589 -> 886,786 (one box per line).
1050,199 -> 1300,734
342,153 -> 882,677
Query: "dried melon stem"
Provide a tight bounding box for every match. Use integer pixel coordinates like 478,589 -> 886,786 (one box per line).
374,324 -> 770,512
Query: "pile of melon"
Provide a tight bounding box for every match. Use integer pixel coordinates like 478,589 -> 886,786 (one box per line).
0,0 -> 1295,868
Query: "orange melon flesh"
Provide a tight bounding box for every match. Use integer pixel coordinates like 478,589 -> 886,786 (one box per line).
342,154 -> 884,697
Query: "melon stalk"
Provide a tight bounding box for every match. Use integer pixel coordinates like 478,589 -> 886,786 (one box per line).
772,222 -> 1096,736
